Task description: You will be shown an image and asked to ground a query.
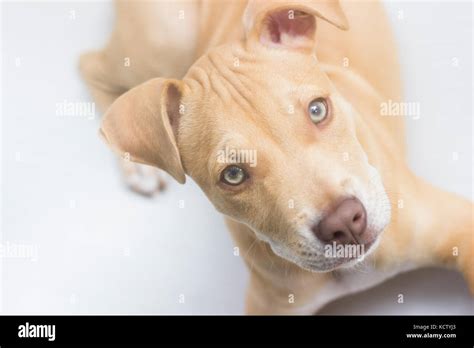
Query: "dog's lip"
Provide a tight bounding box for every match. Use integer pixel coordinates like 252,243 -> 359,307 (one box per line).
363,238 -> 377,250
303,237 -> 379,267
274,230 -> 381,272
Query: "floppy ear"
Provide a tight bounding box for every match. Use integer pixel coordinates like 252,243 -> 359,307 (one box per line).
243,0 -> 349,50
100,78 -> 186,184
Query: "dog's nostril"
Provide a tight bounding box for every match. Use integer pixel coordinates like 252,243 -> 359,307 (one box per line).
333,231 -> 345,240
313,197 -> 368,245
353,212 -> 362,222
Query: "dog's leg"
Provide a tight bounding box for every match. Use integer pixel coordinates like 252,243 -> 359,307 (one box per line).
377,175 -> 474,294
117,159 -> 168,197
79,51 -> 168,196
225,218 -> 341,314
245,271 -> 343,315
424,187 -> 474,293
79,0 -> 201,196
245,274 -> 305,315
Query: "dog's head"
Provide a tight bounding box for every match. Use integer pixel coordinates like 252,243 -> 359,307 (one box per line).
100,0 -> 391,272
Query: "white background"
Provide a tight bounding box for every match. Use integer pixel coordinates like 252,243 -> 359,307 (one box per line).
1,1 -> 473,314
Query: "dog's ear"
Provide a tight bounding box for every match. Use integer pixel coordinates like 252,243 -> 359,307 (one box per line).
244,0 -> 349,50
100,78 -> 186,184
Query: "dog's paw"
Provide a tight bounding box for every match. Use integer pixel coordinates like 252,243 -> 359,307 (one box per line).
119,159 -> 167,197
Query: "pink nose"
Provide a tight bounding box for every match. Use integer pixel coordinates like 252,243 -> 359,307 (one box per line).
312,197 -> 368,245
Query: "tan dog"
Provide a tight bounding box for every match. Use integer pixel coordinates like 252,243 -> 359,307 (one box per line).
80,0 -> 473,314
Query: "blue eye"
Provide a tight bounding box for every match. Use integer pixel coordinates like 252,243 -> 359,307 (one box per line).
308,98 -> 328,124
221,166 -> 247,186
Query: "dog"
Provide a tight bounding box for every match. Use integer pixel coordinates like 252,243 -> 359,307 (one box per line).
80,0 -> 473,314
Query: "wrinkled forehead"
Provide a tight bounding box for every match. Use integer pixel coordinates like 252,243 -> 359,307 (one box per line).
179,44 -> 335,180
186,44 -> 329,121
185,43 -> 331,108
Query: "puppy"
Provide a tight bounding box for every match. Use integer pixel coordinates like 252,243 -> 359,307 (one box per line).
80,0 -> 473,314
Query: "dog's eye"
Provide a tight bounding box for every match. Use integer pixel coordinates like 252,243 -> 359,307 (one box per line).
221,166 -> 247,186
308,98 -> 328,124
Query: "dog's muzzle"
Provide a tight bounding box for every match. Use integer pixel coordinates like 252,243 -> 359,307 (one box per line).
311,197 -> 373,248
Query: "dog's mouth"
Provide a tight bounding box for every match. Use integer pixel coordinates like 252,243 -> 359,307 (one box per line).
303,237 -> 379,272
268,231 -> 381,273
326,237 -> 378,266
254,179 -> 391,273
291,197 -> 382,271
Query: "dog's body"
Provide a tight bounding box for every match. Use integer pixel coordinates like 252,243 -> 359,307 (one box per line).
80,0 -> 473,314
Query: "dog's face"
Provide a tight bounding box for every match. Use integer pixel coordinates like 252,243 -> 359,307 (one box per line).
100,1 -> 391,272
179,46 -> 391,272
